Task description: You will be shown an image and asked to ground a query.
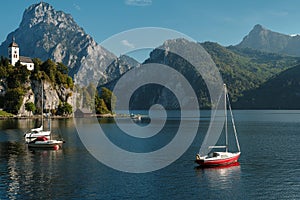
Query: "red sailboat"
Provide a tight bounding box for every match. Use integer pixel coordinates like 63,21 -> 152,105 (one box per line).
195,84 -> 241,167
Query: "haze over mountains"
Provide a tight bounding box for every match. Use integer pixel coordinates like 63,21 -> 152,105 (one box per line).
1,2 -> 300,109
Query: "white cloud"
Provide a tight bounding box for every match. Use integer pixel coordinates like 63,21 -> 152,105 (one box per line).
125,0 -> 152,6
121,40 -> 135,49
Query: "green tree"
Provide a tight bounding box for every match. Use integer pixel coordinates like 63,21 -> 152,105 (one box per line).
67,76 -> 74,88
18,64 -> 31,83
95,94 -> 110,114
57,62 -> 68,74
55,71 -> 67,85
41,59 -> 56,82
0,57 -> 10,66
57,102 -> 73,116
4,88 -> 25,114
100,87 -> 116,112
25,102 -> 36,115
63,102 -> 73,115
0,65 -> 8,78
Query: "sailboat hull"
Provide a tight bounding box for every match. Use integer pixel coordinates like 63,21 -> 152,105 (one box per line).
195,152 -> 240,167
27,136 -> 64,150
28,140 -> 63,150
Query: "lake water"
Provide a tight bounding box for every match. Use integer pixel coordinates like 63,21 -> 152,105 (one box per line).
0,110 -> 300,199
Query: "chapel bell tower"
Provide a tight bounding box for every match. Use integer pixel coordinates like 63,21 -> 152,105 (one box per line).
8,37 -> 19,66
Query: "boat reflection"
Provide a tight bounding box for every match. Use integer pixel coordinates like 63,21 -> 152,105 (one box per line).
195,162 -> 241,191
195,162 -> 240,170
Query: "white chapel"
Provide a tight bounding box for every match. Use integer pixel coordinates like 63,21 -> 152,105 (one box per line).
8,38 -> 34,71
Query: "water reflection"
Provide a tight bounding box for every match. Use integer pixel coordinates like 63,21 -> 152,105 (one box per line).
1,111 -> 300,199
195,162 -> 241,190
0,140 -> 63,200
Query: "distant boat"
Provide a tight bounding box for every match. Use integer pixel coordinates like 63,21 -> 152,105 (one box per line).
24,80 -> 50,142
195,84 -> 241,167
28,136 -> 64,150
130,113 -> 142,121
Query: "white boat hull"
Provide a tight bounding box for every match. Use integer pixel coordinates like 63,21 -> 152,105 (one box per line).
28,140 -> 63,149
196,152 -> 240,166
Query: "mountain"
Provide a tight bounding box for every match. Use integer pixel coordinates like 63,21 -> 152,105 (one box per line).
100,39 -> 299,109
98,55 -> 140,86
236,24 -> 300,57
2,3 -> 300,110
234,65 -> 300,109
201,42 -> 299,101
101,38 -> 214,109
0,2 -> 135,86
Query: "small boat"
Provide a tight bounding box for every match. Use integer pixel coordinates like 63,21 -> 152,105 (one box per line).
195,84 -> 241,167
24,80 -> 51,142
28,136 -> 64,150
195,152 -> 240,167
24,80 -> 65,149
24,125 -> 51,141
130,113 -> 142,121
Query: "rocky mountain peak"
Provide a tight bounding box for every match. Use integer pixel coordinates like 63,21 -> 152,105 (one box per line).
0,2 -> 121,86
21,2 -> 55,27
252,24 -> 265,31
20,2 -> 83,34
235,24 -> 300,56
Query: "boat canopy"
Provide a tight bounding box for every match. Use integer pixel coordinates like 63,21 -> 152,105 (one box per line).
30,126 -> 43,133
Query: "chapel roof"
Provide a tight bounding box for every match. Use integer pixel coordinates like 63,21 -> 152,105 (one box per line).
9,41 -> 19,48
20,56 -> 33,63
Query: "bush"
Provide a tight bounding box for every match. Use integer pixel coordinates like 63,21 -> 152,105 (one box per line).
25,102 -> 36,113
100,87 -> 116,112
4,88 -> 25,114
57,102 -> 73,116
95,96 -> 110,114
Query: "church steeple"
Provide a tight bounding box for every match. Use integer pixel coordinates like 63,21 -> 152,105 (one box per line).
8,37 -> 19,66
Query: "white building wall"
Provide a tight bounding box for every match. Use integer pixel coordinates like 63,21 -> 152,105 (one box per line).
21,62 -> 34,71
8,46 -> 19,66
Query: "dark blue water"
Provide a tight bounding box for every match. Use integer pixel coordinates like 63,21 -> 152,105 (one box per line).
0,110 -> 300,200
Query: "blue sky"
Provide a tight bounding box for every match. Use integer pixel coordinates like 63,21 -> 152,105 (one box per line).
1,0 -> 300,47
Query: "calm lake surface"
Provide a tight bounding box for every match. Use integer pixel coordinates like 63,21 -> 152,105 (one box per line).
0,110 -> 300,200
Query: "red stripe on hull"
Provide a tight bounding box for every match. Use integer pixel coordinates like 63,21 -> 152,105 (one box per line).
195,153 -> 240,167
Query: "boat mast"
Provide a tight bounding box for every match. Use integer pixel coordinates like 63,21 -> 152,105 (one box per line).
227,91 -> 241,152
224,84 -> 228,152
41,79 -> 44,130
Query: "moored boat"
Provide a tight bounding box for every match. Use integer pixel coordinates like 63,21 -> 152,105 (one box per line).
195,84 -> 241,167
28,136 -> 64,150
24,125 -> 51,142
195,152 -> 240,166
24,80 -> 51,142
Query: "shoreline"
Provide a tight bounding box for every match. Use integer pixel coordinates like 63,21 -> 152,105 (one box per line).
3,109 -> 300,120
0,113 -> 120,120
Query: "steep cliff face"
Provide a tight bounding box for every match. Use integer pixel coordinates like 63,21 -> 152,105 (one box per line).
17,80 -> 75,116
0,2 -> 117,86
